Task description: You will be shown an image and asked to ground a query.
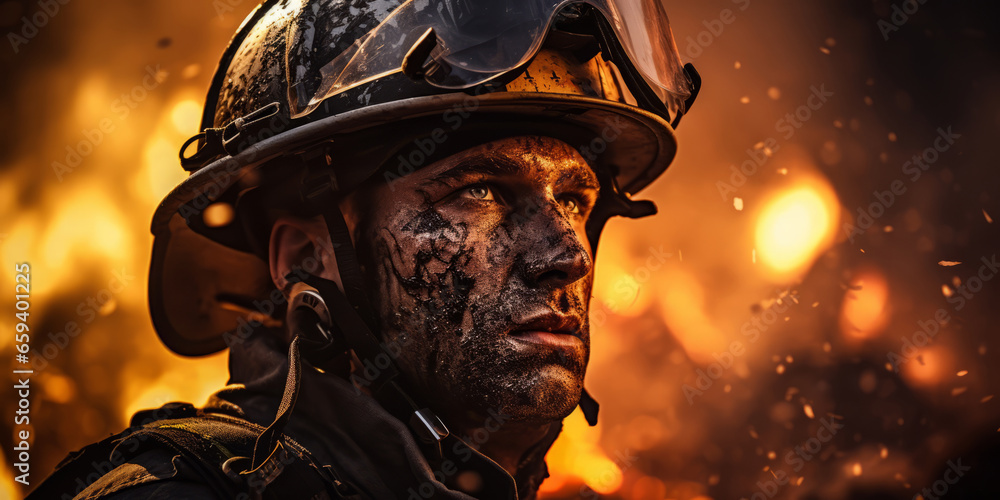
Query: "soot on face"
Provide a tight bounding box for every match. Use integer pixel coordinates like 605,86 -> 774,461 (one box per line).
356,137 -> 596,426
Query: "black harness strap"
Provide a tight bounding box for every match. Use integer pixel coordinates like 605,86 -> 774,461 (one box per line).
28,406 -> 355,500
251,336 -> 304,471
296,185 -> 450,450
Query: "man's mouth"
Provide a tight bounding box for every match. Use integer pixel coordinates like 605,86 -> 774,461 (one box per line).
508,312 -> 584,350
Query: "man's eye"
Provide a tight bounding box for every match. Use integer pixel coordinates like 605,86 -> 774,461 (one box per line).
463,184 -> 495,201
559,196 -> 581,214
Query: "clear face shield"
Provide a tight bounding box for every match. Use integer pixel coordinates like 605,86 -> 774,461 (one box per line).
287,0 -> 699,126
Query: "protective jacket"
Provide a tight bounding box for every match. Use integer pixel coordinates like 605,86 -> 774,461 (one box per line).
29,331 -> 560,500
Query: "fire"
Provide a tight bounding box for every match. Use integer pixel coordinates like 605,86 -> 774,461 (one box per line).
41,186 -> 130,268
839,270 -> 891,339
4,3 -> 991,499
900,346 -> 953,387
593,238 -> 655,318
170,99 -> 202,134
753,183 -> 839,278
656,267 -> 728,363
539,409 -> 624,496
142,136 -> 186,198
121,352 -> 230,421
0,454 -> 17,500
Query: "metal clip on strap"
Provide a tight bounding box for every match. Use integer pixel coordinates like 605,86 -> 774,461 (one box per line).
179,103 -> 282,172
243,442 -> 291,497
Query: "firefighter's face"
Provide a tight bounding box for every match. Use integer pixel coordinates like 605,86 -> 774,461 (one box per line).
355,136 -> 598,425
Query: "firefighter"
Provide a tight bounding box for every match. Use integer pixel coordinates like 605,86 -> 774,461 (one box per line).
30,0 -> 700,498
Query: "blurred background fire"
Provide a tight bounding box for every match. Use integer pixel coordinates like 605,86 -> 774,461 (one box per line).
1,0 -> 998,499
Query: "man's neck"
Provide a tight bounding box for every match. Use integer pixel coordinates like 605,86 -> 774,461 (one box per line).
450,413 -> 555,479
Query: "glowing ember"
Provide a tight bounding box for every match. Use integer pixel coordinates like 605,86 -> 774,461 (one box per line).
181,64 -> 202,79
753,184 -> 838,277
839,270 -> 890,339
901,347 -> 953,387
203,202 -> 236,228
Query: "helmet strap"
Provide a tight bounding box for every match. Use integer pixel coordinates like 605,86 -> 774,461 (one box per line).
289,183 -> 450,456
578,167 -> 659,427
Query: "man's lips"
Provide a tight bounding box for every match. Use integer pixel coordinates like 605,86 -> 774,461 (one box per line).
510,330 -> 584,349
508,312 -> 584,349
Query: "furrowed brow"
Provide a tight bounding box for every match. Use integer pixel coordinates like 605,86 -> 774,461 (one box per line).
426,155 -> 523,186
556,166 -> 600,192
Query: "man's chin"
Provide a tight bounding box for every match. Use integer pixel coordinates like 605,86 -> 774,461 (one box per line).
496,365 -> 585,424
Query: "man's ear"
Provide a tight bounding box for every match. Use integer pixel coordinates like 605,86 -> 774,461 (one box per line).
268,215 -> 340,296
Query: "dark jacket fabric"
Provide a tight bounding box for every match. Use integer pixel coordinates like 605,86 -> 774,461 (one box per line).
34,333 -> 561,500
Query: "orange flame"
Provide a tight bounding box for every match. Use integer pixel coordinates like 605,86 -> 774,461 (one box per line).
840,270 -> 891,340
754,182 -> 839,279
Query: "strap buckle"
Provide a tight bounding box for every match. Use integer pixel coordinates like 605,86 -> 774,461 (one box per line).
410,408 -> 450,444
179,103 -> 282,172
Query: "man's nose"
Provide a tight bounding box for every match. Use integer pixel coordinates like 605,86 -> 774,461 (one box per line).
520,203 -> 593,289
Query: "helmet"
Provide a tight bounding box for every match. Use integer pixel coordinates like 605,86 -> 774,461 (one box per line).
149,0 -> 700,440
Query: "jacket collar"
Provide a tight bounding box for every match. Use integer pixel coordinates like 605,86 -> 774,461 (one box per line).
205,333 -> 560,499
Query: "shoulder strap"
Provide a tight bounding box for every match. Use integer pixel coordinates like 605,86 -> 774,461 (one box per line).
26,402 -> 203,500
29,402 -> 360,500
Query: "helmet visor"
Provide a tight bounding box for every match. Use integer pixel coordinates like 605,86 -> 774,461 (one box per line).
288,0 -> 692,121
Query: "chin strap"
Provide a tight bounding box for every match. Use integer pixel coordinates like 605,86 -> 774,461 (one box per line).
578,167 -> 659,427
245,170 -> 451,473
579,389 -> 600,426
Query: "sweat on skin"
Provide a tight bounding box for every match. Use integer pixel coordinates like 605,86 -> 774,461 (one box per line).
270,135 -> 602,477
